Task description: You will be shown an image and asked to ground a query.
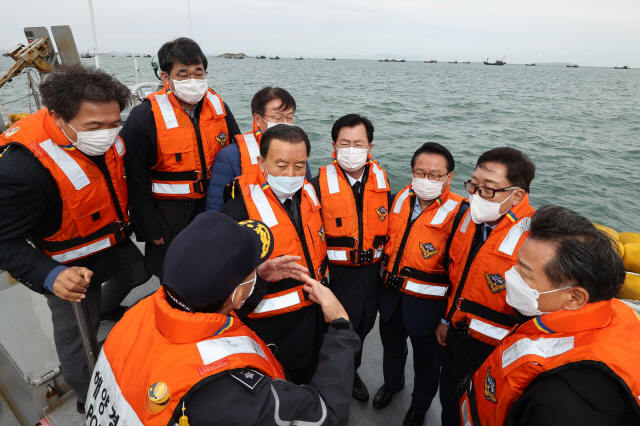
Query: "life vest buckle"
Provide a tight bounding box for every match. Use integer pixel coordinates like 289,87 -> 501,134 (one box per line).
383,273 -> 405,291
350,248 -> 373,265
455,319 -> 472,340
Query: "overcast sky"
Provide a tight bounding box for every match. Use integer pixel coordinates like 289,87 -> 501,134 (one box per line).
1,0 -> 639,66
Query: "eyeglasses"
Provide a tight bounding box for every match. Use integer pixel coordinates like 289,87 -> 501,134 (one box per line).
335,141 -> 369,149
262,114 -> 296,124
412,171 -> 449,182
464,181 -> 519,199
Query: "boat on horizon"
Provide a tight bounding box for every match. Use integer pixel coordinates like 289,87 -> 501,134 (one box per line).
295,57 -> 304,60
566,64 -> 579,68
448,61 -> 458,64
525,63 -> 536,66
484,56 -> 506,65
144,54 -> 151,58
256,54 -> 266,59
270,55 -> 280,60
614,65 -> 630,69
80,49 -> 93,58
326,57 -> 337,61
424,59 -> 437,63
462,61 -> 470,63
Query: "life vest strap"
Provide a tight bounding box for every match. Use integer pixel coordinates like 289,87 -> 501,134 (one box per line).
456,299 -> 518,328
36,222 -> 129,253
461,378 -> 482,426
151,170 -> 199,181
382,267 -> 450,291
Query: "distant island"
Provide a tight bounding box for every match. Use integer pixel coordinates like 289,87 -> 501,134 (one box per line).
217,53 -> 250,59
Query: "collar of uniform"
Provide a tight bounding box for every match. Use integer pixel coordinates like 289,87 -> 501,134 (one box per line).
412,186 -> 450,212
153,288 -> 242,343
518,300 -> 612,335
492,193 -> 533,234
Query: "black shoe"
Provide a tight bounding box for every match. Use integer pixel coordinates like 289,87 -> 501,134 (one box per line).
403,409 -> 426,426
372,384 -> 403,409
352,372 -> 369,402
101,305 -> 128,323
77,401 -> 85,414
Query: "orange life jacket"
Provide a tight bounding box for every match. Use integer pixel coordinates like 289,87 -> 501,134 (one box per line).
236,122 -> 263,176
318,155 -> 390,266
147,84 -> 229,200
235,171 -> 328,319
0,108 -> 130,264
445,195 -> 535,346
460,299 -> 640,426
382,186 -> 466,300
84,288 -> 286,426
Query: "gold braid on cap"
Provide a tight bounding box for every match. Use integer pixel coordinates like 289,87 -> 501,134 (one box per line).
239,220 -> 271,258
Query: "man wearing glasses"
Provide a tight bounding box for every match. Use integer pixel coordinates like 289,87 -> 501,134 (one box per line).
205,87 -> 312,211
121,38 -> 241,279
436,147 -> 536,426
375,143 -> 468,426
311,114 -> 391,403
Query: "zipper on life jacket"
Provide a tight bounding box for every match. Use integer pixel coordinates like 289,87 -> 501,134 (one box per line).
446,223 -> 486,323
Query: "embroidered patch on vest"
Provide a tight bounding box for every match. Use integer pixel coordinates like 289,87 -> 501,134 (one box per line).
230,369 -> 265,390
3,126 -> 19,137
419,242 -> 440,259
318,225 -> 326,243
146,381 -> 171,414
216,132 -> 228,147
376,206 -> 388,222
484,367 -> 498,403
485,272 -> 506,293
198,357 -> 231,376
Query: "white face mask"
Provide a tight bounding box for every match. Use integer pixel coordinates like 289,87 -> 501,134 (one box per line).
412,174 -> 450,201
265,165 -> 305,199
169,76 -> 208,104
336,147 -> 368,172
505,266 -> 571,316
469,190 -> 517,224
260,116 -> 294,131
62,123 -> 119,156
232,272 -> 256,306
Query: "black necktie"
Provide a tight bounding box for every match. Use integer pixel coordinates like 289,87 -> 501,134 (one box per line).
283,198 -> 293,215
352,181 -> 361,196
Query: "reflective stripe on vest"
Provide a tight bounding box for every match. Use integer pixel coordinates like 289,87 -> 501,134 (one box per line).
250,184 -> 279,228
405,280 -> 448,297
87,351 -> 144,426
206,92 -> 224,116
254,290 -> 303,315
152,182 -> 191,195
469,318 -> 510,341
51,237 -> 112,263
304,183 -> 319,206
431,199 -> 460,226
327,248 -> 382,262
460,210 -> 473,233
393,187 -> 411,214
197,336 -> 267,365
371,163 -> 388,190
326,164 -> 340,194
498,217 -> 531,256
154,94 -> 179,129
502,336 -> 575,368
461,398 -> 473,426
243,133 -> 260,165
114,137 -> 125,157
39,139 -> 90,190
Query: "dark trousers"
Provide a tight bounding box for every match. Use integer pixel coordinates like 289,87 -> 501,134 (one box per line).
439,325 -> 496,426
379,297 -> 440,415
44,239 -> 149,403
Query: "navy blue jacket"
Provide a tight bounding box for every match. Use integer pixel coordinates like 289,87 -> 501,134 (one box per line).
205,142 -> 313,212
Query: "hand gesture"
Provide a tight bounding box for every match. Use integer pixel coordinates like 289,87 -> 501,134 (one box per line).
53,267 -> 93,302
299,274 -> 349,323
257,255 -> 309,282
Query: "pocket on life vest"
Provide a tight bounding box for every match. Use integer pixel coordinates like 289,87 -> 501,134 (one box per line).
157,128 -> 196,170
63,179 -> 115,237
448,231 -> 470,264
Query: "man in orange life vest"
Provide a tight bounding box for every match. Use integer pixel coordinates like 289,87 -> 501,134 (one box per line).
0,65 -> 149,413
205,86 -> 312,211
460,205 -> 640,426
221,124 -> 329,385
436,147 -> 536,426
310,114 -> 391,402
84,212 -> 360,426
374,143 -> 468,426
120,37 -> 241,279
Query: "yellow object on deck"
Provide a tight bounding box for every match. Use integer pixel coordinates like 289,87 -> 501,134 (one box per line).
594,223 -> 619,241
6,112 -> 29,129
623,243 -> 640,274
618,272 -> 640,301
620,232 -> 640,246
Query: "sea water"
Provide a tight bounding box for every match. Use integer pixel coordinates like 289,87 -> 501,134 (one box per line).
1,57 -> 638,231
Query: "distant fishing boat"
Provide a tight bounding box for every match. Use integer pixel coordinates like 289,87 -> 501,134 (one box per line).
295,57 -> 304,60
462,61 -> 470,63
326,57 -> 337,61
525,63 -> 536,66
484,56 -> 506,65
126,54 -> 132,57
424,59 -> 437,63
379,58 -> 390,62
448,61 -> 458,64
81,49 -> 93,58
144,54 -> 151,58
614,65 -> 630,69
270,55 -> 280,60
256,54 -> 266,59
566,64 -> 579,68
